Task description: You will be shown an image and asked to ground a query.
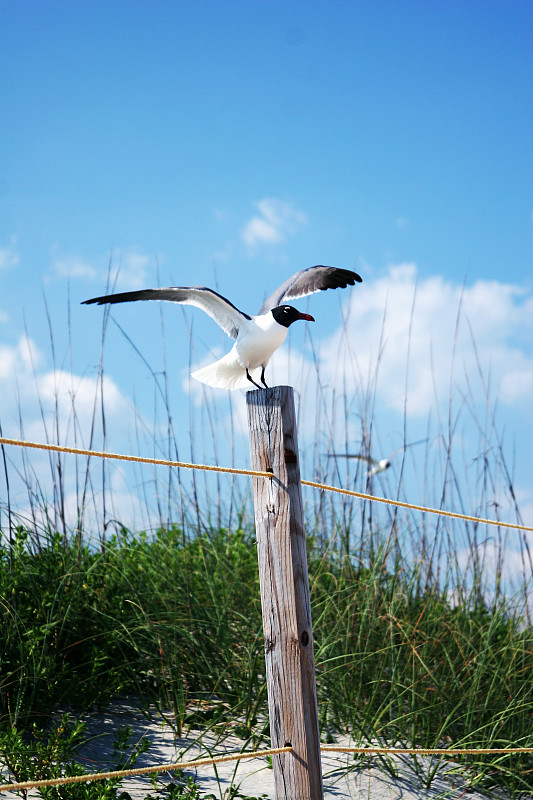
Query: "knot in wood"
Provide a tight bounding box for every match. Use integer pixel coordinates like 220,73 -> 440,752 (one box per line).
265,637 -> 276,654
284,448 -> 298,464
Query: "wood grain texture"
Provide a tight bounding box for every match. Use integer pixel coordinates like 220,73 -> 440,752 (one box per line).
246,386 -> 323,800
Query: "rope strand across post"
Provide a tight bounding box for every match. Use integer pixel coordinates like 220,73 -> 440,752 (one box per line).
0,436 -> 530,532
246,386 -> 323,800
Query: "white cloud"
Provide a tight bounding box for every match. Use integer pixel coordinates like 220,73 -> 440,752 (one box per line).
241,198 -> 308,248
317,263 -> 533,417
109,248 -> 152,290
456,538 -> 533,605
188,265 -> 532,539
2,261 -> 529,550
0,335 -> 41,379
0,336 -> 133,446
395,216 -> 409,230
0,337 -> 147,532
180,263 -> 533,453
49,247 -> 155,289
27,370 -> 130,435
178,263 -> 532,468
0,237 -> 19,271
54,254 -> 98,280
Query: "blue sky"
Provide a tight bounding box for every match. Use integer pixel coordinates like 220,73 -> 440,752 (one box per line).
1,1 -> 532,548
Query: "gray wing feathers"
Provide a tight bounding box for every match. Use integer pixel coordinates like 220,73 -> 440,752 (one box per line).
82,287 -> 249,340
327,453 -> 372,462
258,266 -> 362,315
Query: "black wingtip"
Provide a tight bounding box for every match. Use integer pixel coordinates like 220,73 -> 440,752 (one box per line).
321,267 -> 363,289
81,291 -> 134,306
314,266 -> 362,286
342,268 -> 362,285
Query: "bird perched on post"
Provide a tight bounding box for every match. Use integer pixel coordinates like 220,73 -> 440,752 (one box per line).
83,265 -> 362,390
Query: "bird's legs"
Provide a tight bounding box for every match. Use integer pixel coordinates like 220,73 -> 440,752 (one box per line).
260,366 -> 269,388
246,369 -> 263,390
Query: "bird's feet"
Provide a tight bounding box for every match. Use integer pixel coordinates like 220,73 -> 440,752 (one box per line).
260,367 -> 269,388
246,369 -> 263,390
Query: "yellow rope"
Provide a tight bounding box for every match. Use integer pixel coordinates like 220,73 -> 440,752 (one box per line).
2,744 -> 532,793
0,747 -> 292,793
0,436 -> 530,792
300,478 -> 532,532
0,437 -> 273,478
320,745 -> 533,756
0,437 -> 531,532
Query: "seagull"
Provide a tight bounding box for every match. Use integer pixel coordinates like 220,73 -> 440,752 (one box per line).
328,439 -> 428,476
82,265 -> 362,390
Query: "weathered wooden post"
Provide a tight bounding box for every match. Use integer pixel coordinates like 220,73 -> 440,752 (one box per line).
246,385 -> 323,800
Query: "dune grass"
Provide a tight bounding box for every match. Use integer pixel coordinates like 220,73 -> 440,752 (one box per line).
1,522 -> 532,797
0,293 -> 532,798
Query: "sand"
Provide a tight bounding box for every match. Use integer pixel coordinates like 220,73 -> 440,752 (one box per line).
0,701 -> 503,799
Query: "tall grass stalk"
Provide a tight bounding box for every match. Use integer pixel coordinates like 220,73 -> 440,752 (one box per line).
0,291 -> 531,797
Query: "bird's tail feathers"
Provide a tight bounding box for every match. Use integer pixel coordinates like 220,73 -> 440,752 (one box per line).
191,352 -> 261,390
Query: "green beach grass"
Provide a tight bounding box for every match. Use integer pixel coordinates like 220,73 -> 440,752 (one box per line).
1,300 -> 532,798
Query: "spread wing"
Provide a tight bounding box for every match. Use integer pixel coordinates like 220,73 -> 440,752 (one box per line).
327,453 -> 376,465
258,266 -> 362,315
82,286 -> 251,340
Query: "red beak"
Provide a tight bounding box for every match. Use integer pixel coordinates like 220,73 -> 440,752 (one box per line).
298,312 -> 315,322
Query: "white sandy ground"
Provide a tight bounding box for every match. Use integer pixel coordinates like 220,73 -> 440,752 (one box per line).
1,701 -> 511,799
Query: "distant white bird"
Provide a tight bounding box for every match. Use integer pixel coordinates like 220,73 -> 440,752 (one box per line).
83,265 -> 362,390
328,439 -> 428,476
